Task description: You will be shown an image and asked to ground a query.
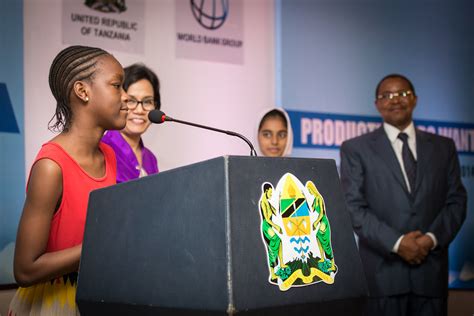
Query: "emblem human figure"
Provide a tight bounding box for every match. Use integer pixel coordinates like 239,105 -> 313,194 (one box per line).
259,183 -> 285,281
306,181 -> 336,273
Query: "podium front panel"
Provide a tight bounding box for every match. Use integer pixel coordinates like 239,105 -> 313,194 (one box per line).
77,158 -> 229,312
227,157 -> 367,311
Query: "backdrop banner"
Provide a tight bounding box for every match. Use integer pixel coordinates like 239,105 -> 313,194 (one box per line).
278,0 -> 474,289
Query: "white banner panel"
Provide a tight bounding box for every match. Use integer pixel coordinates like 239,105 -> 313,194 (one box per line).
175,0 -> 244,64
62,0 -> 145,54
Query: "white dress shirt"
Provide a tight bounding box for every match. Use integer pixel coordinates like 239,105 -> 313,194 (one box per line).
383,122 -> 438,253
383,122 -> 417,192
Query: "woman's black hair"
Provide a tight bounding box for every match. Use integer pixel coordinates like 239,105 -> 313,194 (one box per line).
259,109 -> 288,131
48,45 -> 109,132
123,63 -> 161,110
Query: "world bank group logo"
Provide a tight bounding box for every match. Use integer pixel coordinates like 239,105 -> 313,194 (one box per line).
190,0 -> 229,30
84,0 -> 127,13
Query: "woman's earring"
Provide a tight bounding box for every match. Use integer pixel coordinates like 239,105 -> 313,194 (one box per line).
85,96 -> 89,102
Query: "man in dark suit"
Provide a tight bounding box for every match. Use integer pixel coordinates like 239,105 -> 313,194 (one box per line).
340,74 -> 467,316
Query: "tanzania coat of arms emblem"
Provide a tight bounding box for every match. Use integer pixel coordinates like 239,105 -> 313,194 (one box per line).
258,173 -> 337,291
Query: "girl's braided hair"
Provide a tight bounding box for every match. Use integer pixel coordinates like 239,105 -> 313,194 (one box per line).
48,45 -> 109,132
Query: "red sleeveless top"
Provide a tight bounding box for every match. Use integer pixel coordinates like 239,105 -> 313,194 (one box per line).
31,142 -> 117,252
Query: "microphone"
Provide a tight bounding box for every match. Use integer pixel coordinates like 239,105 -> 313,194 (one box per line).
148,110 -> 257,156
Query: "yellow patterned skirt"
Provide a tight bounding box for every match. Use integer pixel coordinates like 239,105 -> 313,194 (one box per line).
8,273 -> 80,316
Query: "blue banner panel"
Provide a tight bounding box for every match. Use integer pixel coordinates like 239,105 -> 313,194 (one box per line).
288,110 -> 474,155
0,83 -> 20,133
0,0 -> 24,285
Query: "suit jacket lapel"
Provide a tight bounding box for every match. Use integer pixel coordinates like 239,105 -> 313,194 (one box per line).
370,127 -> 410,195
413,130 -> 433,196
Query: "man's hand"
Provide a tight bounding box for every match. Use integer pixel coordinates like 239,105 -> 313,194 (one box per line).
415,234 -> 434,257
397,230 -> 426,265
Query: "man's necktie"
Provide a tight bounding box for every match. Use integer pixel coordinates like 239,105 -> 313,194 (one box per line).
398,132 -> 417,193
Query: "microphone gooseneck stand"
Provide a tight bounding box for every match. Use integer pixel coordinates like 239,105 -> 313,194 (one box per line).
149,110 -> 258,157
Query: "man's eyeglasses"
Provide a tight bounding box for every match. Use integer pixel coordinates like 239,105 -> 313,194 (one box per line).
376,90 -> 413,101
126,98 -> 157,111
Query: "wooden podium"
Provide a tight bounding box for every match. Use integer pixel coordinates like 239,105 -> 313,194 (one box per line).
76,156 -> 368,315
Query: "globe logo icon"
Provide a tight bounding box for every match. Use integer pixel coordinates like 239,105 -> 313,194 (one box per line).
190,0 -> 229,30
